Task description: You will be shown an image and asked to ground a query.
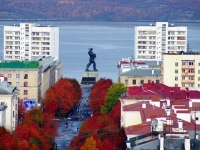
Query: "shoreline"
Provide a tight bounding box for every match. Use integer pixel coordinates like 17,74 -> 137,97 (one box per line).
0,19 -> 200,23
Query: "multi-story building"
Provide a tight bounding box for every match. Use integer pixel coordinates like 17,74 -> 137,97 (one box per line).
118,57 -> 162,86
134,22 -> 187,61
0,81 -> 19,132
0,57 -> 62,107
4,23 -> 59,61
162,52 -> 200,91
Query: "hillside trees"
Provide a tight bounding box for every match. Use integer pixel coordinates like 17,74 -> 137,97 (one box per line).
43,78 -> 82,117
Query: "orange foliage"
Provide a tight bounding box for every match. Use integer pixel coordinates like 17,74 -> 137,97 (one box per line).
43,78 -> 82,117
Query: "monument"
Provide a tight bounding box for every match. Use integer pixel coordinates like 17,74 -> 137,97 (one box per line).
81,48 -> 99,85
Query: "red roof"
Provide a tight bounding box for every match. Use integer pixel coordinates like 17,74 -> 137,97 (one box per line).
127,82 -> 200,100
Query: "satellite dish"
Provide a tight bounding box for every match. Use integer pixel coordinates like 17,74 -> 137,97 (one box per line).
151,118 -> 158,130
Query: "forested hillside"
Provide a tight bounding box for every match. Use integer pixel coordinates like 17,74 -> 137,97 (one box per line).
0,0 -> 200,21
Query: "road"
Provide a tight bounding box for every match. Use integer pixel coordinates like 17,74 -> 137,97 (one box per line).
55,85 -> 93,150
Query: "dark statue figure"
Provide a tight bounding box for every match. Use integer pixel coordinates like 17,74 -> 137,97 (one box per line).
85,48 -> 98,71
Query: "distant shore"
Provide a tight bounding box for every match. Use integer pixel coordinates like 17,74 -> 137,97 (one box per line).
0,18 -> 200,23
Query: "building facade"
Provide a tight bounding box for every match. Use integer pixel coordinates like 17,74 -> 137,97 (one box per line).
134,22 -> 187,61
0,57 -> 62,107
0,81 -> 19,132
4,23 -> 59,61
162,52 -> 200,91
118,58 -> 162,86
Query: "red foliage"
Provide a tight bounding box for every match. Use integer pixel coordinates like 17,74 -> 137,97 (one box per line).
43,78 -> 82,116
109,101 -> 121,126
89,78 -> 112,113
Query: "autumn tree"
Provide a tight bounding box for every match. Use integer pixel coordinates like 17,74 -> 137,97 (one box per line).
101,83 -> 127,113
80,136 -> 99,150
13,108 -> 57,150
43,78 -> 82,117
89,78 -> 112,114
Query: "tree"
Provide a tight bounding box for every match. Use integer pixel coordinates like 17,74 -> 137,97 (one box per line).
101,83 -> 127,113
80,136 -> 99,150
43,78 -> 82,117
89,78 -> 112,114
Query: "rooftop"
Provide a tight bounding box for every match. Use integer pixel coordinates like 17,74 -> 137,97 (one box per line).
0,61 -> 39,69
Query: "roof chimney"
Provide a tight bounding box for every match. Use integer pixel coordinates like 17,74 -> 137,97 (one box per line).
178,119 -> 183,129
166,98 -> 170,106
189,100 -> 192,107
142,103 -> 146,109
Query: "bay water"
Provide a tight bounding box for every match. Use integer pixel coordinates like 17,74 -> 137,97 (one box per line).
0,21 -> 200,82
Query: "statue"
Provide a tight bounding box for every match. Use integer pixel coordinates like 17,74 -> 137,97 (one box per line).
85,48 -> 98,71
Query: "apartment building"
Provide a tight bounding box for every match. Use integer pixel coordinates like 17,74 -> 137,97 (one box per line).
0,57 -> 62,107
134,22 -> 187,61
118,58 -> 162,86
162,52 -> 200,91
0,81 -> 19,132
4,23 -> 59,61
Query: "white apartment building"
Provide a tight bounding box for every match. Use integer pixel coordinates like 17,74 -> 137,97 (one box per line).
4,23 -> 59,61
162,52 -> 200,90
135,22 -> 187,61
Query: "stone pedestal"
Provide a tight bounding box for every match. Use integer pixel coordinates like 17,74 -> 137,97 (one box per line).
81,71 -> 99,85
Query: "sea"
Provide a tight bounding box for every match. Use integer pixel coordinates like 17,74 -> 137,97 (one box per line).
0,21 -> 200,82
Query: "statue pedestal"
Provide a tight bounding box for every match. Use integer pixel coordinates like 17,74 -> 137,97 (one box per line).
81,71 -> 99,85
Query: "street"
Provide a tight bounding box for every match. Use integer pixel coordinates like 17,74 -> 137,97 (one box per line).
55,85 -> 92,150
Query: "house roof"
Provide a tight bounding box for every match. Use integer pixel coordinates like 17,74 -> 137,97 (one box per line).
123,102 -> 166,122
126,82 -> 200,100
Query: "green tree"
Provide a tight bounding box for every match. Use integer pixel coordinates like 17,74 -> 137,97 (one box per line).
100,83 -> 127,113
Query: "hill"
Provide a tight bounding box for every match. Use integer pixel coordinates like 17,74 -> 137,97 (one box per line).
0,0 -> 200,22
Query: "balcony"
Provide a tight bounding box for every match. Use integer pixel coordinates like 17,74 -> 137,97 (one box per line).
181,65 -> 195,69
181,72 -> 195,76
181,80 -> 195,84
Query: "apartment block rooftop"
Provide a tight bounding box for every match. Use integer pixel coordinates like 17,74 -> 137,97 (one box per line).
164,51 -> 200,55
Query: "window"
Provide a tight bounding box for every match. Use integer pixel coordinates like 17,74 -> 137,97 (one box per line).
198,84 -> 200,88
24,90 -> 28,95
24,74 -> 28,79
175,84 -> 178,87
182,84 -> 185,87
140,80 -> 144,84
175,69 -> 178,73
175,62 -> 178,66
1,102 -> 4,105
125,79 -> 128,85
148,80 -> 151,83
198,77 -> 200,81
8,74 -> 12,78
16,82 -> 20,87
16,74 -> 20,79
198,70 -> 200,74
189,84 -> 194,87
175,76 -> 178,81
133,80 -> 136,85
13,111 -> 14,117
182,76 -> 185,80
8,82 -> 12,85
156,80 -> 159,84
24,82 -> 28,87
182,69 -> 185,73
199,63 -> 200,66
